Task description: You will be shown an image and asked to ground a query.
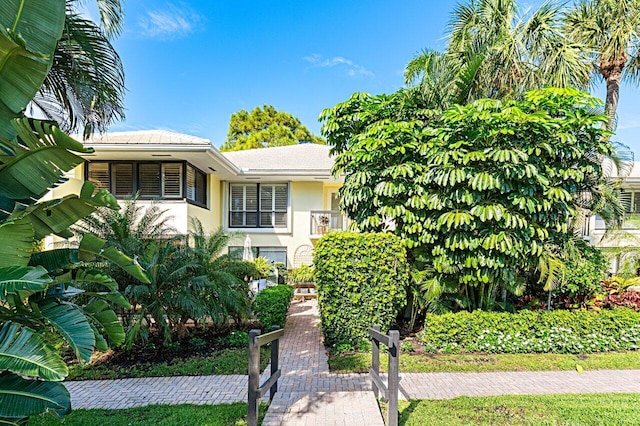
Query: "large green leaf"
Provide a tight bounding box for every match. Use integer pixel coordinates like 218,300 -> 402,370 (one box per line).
84,299 -> 126,347
39,302 -> 95,363
28,182 -> 118,240
79,234 -> 150,284
0,218 -> 33,268
0,371 -> 70,421
0,1 -> 66,140
0,322 -> 67,381
0,266 -> 50,301
0,119 -> 90,201
28,249 -> 78,272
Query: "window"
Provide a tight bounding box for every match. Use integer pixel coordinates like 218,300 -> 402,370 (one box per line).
186,165 -> 207,206
112,163 -> 133,198
229,183 -> 288,228
85,161 -> 204,206
229,246 -> 287,266
162,163 -> 182,198
138,163 -> 160,197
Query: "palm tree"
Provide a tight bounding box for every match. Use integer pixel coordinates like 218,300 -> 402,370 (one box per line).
30,0 -> 126,138
564,0 -> 640,131
407,0 -> 591,105
74,195 -> 177,258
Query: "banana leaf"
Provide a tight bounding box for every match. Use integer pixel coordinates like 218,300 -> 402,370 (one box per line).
0,371 -> 70,421
39,302 -> 95,363
28,249 -> 78,273
84,299 -> 126,347
0,0 -> 66,140
0,218 -> 33,268
0,322 -> 67,381
28,182 -> 118,240
0,266 -> 50,301
79,234 -> 150,284
0,119 -> 90,201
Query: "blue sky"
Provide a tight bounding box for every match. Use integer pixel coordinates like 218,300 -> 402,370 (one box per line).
89,1 -> 640,155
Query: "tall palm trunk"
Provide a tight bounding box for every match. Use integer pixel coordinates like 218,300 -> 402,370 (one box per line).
600,55 -> 627,131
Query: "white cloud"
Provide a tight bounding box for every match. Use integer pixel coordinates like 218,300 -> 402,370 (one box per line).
139,3 -> 204,40
305,54 -> 374,78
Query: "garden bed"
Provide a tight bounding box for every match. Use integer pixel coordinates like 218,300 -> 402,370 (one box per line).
66,323 -> 270,380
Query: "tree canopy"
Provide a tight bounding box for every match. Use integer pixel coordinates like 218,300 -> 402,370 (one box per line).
221,105 -> 325,151
321,88 -> 619,311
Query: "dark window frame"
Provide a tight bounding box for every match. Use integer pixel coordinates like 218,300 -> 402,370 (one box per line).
85,160 -> 208,208
228,183 -> 288,229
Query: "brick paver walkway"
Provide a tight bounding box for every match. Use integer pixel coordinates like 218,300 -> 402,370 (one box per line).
65,298 -> 640,424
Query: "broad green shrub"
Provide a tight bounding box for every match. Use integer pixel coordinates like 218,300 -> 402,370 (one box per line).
555,240 -> 608,307
419,308 -> 640,354
288,264 -> 315,283
314,232 -> 409,352
253,285 -> 293,330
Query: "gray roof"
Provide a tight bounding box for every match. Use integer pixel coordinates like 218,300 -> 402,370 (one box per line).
222,144 -> 334,172
82,130 -> 211,146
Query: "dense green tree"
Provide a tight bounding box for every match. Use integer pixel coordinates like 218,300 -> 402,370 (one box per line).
221,105 -> 325,151
322,88 -> 617,311
564,0 -> 640,130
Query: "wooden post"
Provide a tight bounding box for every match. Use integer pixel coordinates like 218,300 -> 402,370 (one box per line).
247,329 -> 260,426
388,330 -> 400,426
270,326 -> 279,401
371,325 -> 380,399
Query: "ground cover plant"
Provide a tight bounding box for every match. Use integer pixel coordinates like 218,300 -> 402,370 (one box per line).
387,393 -> 640,425
418,308 -> 640,354
329,348 -> 640,374
28,402 -> 266,426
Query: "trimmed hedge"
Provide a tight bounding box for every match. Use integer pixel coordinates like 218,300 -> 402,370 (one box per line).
314,232 -> 409,352
419,308 -> 640,354
253,285 -> 293,330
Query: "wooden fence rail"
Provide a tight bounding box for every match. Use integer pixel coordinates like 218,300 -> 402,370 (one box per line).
248,326 -> 284,426
369,325 -> 400,426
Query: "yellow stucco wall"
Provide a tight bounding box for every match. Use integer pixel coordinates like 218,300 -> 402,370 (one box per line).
237,181 -> 328,268
187,175 -> 221,232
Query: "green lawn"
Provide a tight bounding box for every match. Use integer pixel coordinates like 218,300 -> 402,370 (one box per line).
29,403 -> 266,426
68,348 -> 270,380
329,350 -> 640,373
391,393 -> 640,425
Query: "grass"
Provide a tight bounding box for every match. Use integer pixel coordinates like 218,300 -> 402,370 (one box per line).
329,350 -> 640,373
384,393 -> 640,425
29,403 -> 267,426
68,347 -> 271,380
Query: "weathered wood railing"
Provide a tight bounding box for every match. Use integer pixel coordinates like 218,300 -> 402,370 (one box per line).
369,325 -> 400,426
248,326 -> 284,426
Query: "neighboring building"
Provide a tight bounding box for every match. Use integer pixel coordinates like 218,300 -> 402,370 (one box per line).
584,162 -> 640,272
47,130 -> 345,269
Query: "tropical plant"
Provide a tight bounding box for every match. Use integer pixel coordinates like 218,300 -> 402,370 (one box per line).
74,195 -> 176,257
251,257 -> 273,280
125,220 -> 252,347
187,219 -> 251,324
564,0 -> 640,130
73,196 -> 177,330
0,2 -> 145,422
553,239 -> 608,307
322,88 -> 616,311
31,0 -> 126,138
406,0 -> 591,106
288,264 -> 315,283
